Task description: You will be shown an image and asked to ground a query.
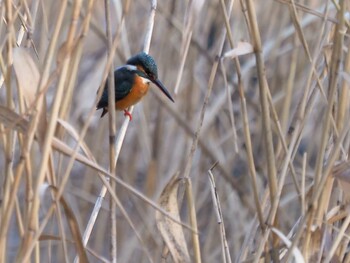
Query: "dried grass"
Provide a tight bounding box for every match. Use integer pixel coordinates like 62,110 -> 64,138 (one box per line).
0,0 -> 350,262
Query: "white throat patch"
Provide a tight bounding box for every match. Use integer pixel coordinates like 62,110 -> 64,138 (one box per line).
140,77 -> 151,84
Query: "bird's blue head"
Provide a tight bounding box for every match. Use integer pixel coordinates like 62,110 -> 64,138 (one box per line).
127,52 -> 158,80
126,52 -> 174,103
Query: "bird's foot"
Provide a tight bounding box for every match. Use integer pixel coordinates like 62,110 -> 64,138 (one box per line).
123,110 -> 132,121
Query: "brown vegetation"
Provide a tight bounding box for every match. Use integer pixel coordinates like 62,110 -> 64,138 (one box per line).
0,0 -> 349,262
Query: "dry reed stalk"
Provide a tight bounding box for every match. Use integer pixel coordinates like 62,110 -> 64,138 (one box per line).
1,0 -> 15,261
20,143 -> 184,262
243,0 -> 279,260
76,1 -> 130,260
301,153 -> 307,217
284,116 -> 350,262
152,90 -> 241,191
286,5 -> 330,172
312,0 -> 346,227
220,0 -> 265,228
3,1 -> 69,260
19,0 -> 82,260
13,0 -> 93,260
179,29 -> 224,263
77,1 -> 176,262
113,0 -> 157,163
247,0 -> 279,212
20,141 -> 183,262
173,0 -> 198,95
1,0 -> 350,262
274,0 -> 338,24
267,90 -> 301,194
208,164 -> 232,263
104,0 -> 117,261
83,0 -> 154,258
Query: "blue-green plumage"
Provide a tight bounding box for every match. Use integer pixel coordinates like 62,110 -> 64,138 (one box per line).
97,67 -> 135,114
127,52 -> 158,79
97,52 -> 174,118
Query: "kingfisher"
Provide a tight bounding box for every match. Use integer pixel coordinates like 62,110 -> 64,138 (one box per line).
97,52 -> 174,119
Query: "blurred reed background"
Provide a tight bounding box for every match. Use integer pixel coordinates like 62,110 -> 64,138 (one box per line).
0,0 -> 350,262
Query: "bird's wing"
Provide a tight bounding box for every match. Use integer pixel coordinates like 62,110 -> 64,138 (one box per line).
96,67 -> 135,109
114,67 -> 134,101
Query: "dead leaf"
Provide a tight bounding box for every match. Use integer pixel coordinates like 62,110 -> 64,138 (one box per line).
13,47 -> 47,143
13,47 -> 40,108
223,41 -> 254,58
0,105 -> 29,133
156,174 -> 190,263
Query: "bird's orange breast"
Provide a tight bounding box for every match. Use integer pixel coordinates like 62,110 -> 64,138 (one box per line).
115,76 -> 150,110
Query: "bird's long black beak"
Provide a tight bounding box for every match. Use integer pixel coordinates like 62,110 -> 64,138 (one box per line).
152,79 -> 175,103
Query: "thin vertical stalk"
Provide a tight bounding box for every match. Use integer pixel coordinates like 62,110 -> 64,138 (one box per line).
104,0 -> 117,261
244,0 -> 279,261
77,0 -> 156,261
181,48 -> 222,263
113,0 -> 157,162
283,117 -> 350,263
313,0 -> 345,223
219,0 -> 264,229
74,1 -> 130,260
244,0 -> 277,223
208,165 -> 232,263
1,0 -> 15,260
18,0 -> 77,259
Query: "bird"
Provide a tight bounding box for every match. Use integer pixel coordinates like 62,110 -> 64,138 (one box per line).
96,52 -> 174,120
